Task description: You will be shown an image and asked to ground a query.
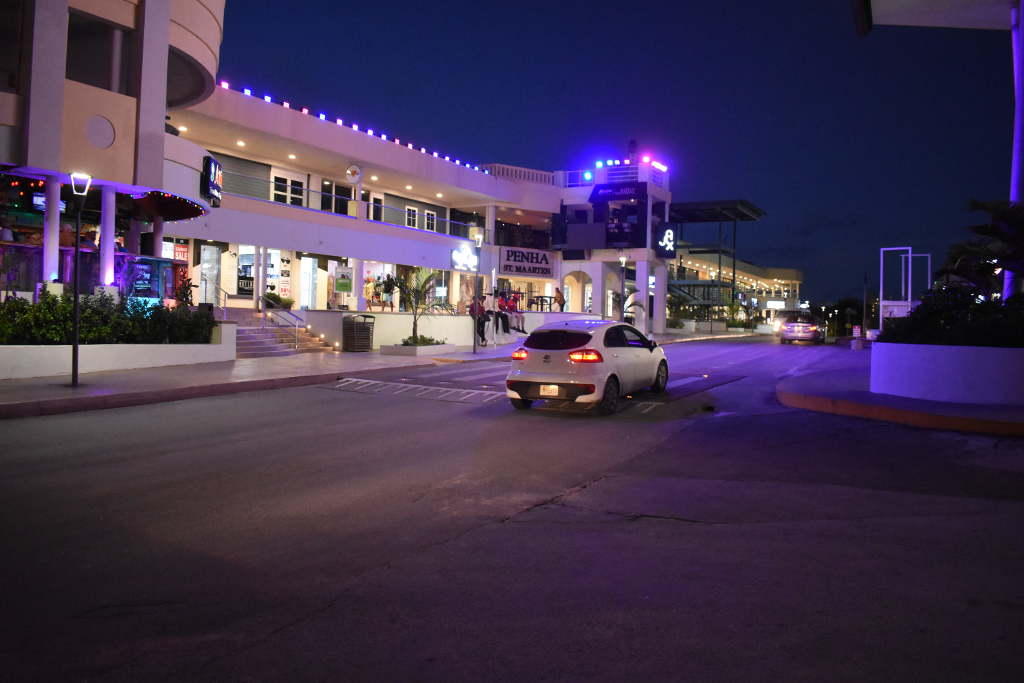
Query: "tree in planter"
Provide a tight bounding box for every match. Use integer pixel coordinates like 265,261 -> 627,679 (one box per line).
394,267 -> 449,344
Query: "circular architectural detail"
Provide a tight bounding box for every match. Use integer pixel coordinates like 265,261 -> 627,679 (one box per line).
84,115 -> 116,149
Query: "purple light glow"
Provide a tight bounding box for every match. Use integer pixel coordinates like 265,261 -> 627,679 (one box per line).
381,133 -> 387,140
352,123 -> 358,131
368,129 -> 374,135
596,161 -> 604,168
283,101 -> 290,108
652,160 -> 668,172
220,80 -> 229,89
336,118 -> 343,125
264,95 -> 272,102
641,155 -> 651,164
301,107 -> 309,115
319,113 -> 326,120
243,88 -> 251,96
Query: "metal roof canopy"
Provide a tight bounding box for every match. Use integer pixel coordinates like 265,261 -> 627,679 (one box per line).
668,200 -> 765,224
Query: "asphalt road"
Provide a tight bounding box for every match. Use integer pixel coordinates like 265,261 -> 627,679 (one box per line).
2,337 -> 1022,681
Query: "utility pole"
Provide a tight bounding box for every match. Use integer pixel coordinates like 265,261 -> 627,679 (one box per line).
862,271 -> 868,336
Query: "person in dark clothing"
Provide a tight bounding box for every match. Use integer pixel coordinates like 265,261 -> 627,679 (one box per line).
381,273 -> 396,312
495,292 -> 511,335
469,296 -> 489,345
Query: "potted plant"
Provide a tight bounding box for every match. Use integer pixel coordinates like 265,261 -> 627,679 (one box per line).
380,268 -> 457,355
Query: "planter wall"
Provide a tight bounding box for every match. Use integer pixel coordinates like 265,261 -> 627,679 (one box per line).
870,341 -> 1024,405
0,323 -> 236,380
379,343 -> 457,356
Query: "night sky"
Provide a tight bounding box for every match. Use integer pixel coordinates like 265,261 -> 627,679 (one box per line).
217,0 -> 1012,301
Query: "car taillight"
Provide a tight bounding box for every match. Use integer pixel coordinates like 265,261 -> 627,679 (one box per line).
568,349 -> 603,363
808,325 -> 818,331
511,348 -> 528,360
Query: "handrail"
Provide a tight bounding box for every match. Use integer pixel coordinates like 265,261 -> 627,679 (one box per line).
261,295 -> 301,349
199,276 -> 231,320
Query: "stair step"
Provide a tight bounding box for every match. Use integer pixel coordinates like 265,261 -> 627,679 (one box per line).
237,349 -> 298,358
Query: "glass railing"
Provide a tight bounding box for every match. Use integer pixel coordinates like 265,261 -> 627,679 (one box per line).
221,171 -> 476,240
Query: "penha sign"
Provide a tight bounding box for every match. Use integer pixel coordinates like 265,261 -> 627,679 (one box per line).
499,246 -> 554,278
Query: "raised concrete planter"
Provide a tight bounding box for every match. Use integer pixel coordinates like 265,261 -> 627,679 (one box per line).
379,343 -> 457,357
0,323 -> 236,380
870,341 -> 1024,405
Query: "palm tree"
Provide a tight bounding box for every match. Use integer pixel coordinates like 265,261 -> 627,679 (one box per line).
968,200 -> 1024,300
936,239 -> 1001,298
393,267 -> 448,342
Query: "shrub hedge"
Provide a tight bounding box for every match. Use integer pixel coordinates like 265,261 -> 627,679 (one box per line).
0,292 -> 216,345
878,288 -> 1024,348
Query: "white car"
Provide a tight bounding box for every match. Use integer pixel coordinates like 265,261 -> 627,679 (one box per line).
505,319 -> 668,415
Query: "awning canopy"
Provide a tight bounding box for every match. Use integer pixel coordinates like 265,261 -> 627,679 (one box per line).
668,200 -> 765,224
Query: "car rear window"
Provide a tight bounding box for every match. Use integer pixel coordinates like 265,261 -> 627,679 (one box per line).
524,330 -> 592,350
784,315 -> 817,324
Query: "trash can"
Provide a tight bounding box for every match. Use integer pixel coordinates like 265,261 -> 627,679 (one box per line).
343,314 -> 375,352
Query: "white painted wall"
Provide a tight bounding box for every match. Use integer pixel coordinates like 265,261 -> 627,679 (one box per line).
0,323 -> 236,379
870,342 -> 1024,405
295,310 -> 474,350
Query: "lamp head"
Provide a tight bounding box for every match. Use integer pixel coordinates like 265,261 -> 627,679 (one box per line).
69,172 -> 92,196
619,255 -> 627,268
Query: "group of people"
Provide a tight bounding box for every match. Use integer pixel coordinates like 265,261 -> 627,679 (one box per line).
468,291 -> 526,346
363,274 -> 397,312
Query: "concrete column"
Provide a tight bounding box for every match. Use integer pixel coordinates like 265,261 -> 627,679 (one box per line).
134,0 -> 170,187
653,262 -> 668,334
150,218 -> 164,257
42,176 -> 61,282
24,1 -> 68,170
100,185 -> 116,285
253,245 -> 263,310
352,258 -> 367,311
353,181 -> 363,218
126,219 -> 143,254
585,261 -> 606,317
634,260 -> 650,333
485,205 -> 497,245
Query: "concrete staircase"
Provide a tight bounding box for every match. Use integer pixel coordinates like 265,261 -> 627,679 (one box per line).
230,312 -> 334,359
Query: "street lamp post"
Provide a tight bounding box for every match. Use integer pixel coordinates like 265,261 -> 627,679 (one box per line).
69,172 -> 92,388
618,253 -> 627,322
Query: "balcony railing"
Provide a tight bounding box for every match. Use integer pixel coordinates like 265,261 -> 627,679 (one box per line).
481,163 -> 555,185
221,171 -> 475,239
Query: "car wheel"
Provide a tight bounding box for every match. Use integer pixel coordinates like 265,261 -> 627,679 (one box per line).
510,398 -> 533,410
597,376 -> 620,416
650,361 -> 668,393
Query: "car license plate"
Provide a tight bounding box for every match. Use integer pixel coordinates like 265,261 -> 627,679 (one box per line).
539,384 -> 560,397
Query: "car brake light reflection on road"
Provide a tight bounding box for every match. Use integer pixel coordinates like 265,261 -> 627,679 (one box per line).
511,348 -> 528,360
568,349 -> 603,363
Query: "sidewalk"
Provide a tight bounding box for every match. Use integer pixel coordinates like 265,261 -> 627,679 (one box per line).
777,368 -> 1024,437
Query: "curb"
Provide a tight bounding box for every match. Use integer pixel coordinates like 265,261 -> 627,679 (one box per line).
776,387 -> 1024,437
0,363 -> 435,420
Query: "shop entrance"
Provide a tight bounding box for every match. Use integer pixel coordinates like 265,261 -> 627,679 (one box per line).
300,256 -> 318,309
198,243 -> 221,304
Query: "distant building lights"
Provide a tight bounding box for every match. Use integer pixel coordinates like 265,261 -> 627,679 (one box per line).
336,118 -> 343,125
381,133 -> 387,140
433,152 -> 439,157
605,159 -> 613,166
319,113 -> 326,120
583,171 -> 593,180
264,95 -> 272,102
352,123 -> 358,131
641,155 -> 651,164
243,88 -> 251,96
220,80 -> 229,89
283,101 -> 290,108
301,107 -> 309,114
613,159 -> 620,165
444,156 -> 450,161
623,159 -> 630,165
455,160 -> 461,165
408,143 -> 414,149
420,147 -> 426,153
367,128 -> 374,135
474,165 -> 479,171
652,160 -> 668,172
595,161 -> 604,168
394,138 -> 400,144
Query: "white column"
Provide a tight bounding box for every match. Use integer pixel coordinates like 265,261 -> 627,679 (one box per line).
24,1 -> 68,171
352,258 -> 366,311
485,205 -> 497,245
100,185 -> 116,285
253,245 -> 263,310
653,262 -> 668,334
634,260 -> 650,333
134,0 -> 170,187
586,261 -> 605,317
150,217 -> 164,257
1009,0 -> 1024,299
42,176 -> 61,282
